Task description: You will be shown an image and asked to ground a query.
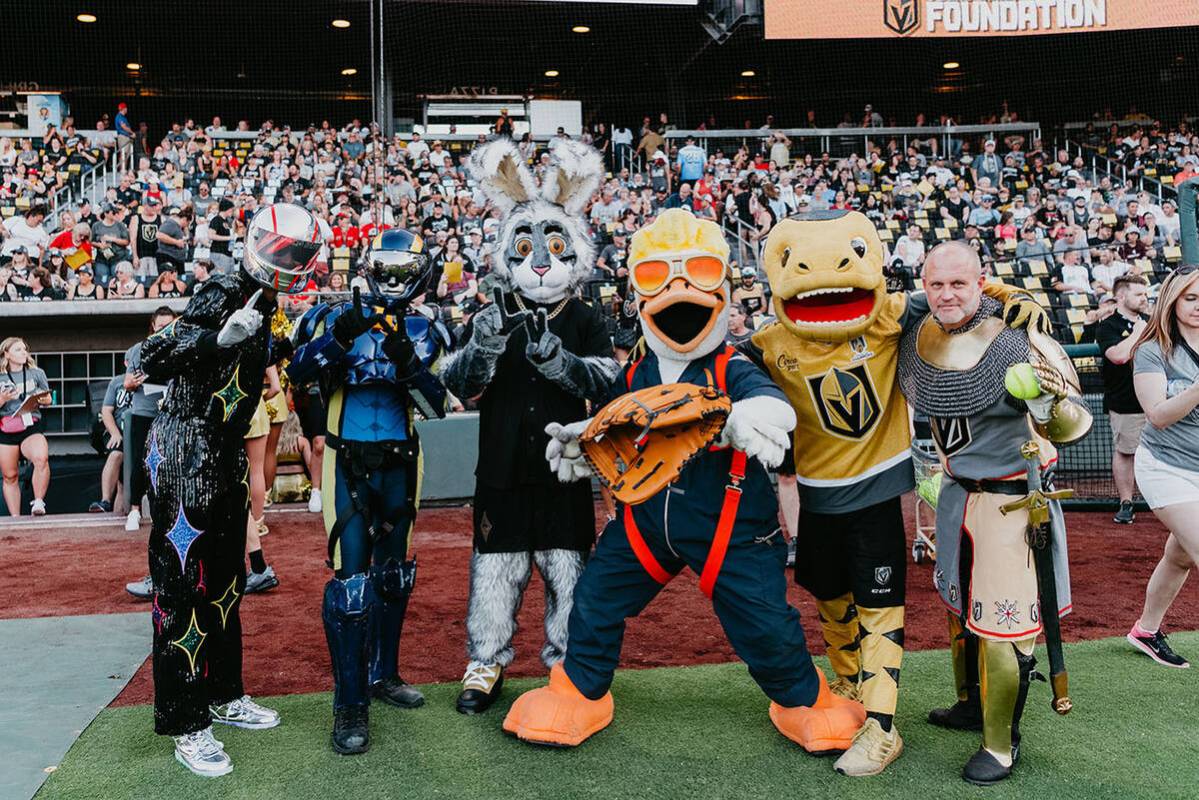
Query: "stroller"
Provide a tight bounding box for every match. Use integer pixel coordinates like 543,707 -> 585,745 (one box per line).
910,433 -> 941,565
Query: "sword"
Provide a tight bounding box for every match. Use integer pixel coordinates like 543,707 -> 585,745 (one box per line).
1000,440 -> 1075,715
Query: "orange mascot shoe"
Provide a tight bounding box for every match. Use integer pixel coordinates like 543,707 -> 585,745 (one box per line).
769,669 -> 867,755
502,663 -> 615,747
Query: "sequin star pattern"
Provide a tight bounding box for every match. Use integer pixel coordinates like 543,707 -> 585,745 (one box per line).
212,365 -> 249,423
165,502 -> 204,572
144,431 -> 165,493
170,608 -> 207,675
210,577 -> 241,629
994,599 -> 1021,630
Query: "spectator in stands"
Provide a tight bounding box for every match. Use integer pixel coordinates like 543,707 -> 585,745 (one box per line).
107,260 -> 145,299
596,228 -> 629,282
1097,274 -> 1151,524
0,204 -> 49,262
726,303 -> 754,346
155,206 -> 190,274
148,263 -> 187,298
208,198 -> 236,273
1091,247 -> 1131,295
0,337 -> 52,516
1052,249 -> 1092,295
25,267 -> 60,301
1119,228 -> 1149,262
1126,266 -> 1199,669
1158,199 -> 1181,246
49,223 -> 94,273
0,267 -> 17,302
67,265 -> 104,300
1015,225 -> 1051,265
972,139 -> 1002,188
676,136 -> 706,189
92,203 -> 130,286
732,267 -> 766,316
967,194 -> 999,229
1053,226 -> 1088,265
129,197 -> 162,282
91,363 -> 132,513
892,224 -> 926,270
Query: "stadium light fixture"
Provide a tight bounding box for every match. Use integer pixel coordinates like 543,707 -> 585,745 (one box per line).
341,68 -> 358,76
572,25 -> 590,33
126,62 -> 141,71
741,70 -> 756,77
545,69 -> 560,77
76,13 -> 97,23
943,61 -> 961,69
332,19 -> 351,28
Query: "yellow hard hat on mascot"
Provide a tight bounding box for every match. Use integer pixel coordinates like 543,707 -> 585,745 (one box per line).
762,210 -> 887,344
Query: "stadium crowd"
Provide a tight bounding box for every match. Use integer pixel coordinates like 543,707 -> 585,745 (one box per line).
1,103 -> 1197,350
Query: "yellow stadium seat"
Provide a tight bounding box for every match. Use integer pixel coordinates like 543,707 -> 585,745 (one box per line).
1163,246 -> 1182,262
1068,293 -> 1091,308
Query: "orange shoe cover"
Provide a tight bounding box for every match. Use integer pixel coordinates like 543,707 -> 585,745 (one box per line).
502,663 -> 614,747
769,669 -> 868,755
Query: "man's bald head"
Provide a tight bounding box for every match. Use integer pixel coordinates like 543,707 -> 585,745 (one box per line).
922,240 -> 986,330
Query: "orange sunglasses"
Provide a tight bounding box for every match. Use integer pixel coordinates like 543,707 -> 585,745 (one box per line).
629,251 -> 729,297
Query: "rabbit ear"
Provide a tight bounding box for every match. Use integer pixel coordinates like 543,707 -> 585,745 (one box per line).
542,138 -> 605,216
469,138 -> 536,213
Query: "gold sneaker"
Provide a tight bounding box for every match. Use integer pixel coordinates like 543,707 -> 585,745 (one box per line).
828,676 -> 862,702
834,718 -> 903,776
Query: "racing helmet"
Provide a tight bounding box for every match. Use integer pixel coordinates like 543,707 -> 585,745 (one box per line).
367,228 -> 430,303
243,203 -> 321,294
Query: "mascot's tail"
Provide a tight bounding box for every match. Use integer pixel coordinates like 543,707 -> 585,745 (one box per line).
1179,176 -> 1198,266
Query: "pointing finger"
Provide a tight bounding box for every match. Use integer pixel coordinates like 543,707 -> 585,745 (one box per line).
244,288 -> 263,310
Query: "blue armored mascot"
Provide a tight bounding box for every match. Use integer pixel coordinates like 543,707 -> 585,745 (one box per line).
288,229 -> 453,755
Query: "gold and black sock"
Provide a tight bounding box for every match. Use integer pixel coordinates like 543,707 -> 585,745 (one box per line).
858,604 -> 904,732
816,592 -> 861,683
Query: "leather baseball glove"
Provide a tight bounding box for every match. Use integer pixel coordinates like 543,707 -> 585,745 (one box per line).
581,383 -> 732,506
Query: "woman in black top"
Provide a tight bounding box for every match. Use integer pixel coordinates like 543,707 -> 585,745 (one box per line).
68,266 -> 105,300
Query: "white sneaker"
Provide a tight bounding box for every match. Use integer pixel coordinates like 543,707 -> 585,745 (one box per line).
307,488 -> 322,513
173,727 -> 232,777
125,509 -> 141,532
210,695 -> 281,729
30,499 -> 46,516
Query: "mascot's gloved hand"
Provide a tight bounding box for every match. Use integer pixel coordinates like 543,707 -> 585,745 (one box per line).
1002,293 -> 1052,337
332,287 -> 385,347
217,289 -> 265,348
526,309 -> 563,367
545,420 -> 593,483
716,396 -> 796,469
1006,359 -> 1067,423
472,293 -> 532,350
381,325 -> 420,378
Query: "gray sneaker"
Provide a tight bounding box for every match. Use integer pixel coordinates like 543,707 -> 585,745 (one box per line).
244,567 -> 279,594
173,727 -> 232,777
1114,500 -> 1135,525
125,576 -> 153,599
210,695 -> 281,730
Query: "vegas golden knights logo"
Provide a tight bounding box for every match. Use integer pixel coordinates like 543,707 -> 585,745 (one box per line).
931,416 -> 972,456
806,364 -> 881,440
884,0 -> 919,35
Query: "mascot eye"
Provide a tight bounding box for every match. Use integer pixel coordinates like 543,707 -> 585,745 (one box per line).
850,237 -> 868,258
781,247 -> 791,267
514,236 -> 533,257
547,235 -> 567,256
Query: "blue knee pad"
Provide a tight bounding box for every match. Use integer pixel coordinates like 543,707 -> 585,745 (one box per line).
323,572 -> 376,708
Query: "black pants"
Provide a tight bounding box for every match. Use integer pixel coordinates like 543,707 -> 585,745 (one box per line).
124,413 -> 155,509
147,414 -> 249,735
794,495 -> 907,608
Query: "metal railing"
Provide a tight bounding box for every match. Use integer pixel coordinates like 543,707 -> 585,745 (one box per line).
663,123 -> 1042,159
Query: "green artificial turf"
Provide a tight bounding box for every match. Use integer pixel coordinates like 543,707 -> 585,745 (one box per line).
37,633 -> 1199,800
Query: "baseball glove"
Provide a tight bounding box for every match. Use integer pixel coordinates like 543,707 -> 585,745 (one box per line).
581,383 -> 732,506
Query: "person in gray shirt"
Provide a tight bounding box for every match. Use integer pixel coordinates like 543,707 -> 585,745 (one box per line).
91,203 -> 131,287
122,307 -> 178,533
1127,266 -> 1199,669
155,206 -> 190,274
0,337 -> 52,516
92,371 -> 132,514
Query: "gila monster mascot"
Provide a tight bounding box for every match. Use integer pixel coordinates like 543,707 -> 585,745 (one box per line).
502,209 -> 866,754
746,210 -> 1047,775
441,138 -> 618,714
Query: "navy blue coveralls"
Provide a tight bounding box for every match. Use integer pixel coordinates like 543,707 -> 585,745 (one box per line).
563,346 -> 822,708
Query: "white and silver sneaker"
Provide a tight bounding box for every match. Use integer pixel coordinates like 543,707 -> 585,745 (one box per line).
308,487 -> 323,513
210,695 -> 281,729
30,499 -> 46,516
125,509 -> 141,532
173,727 -> 232,777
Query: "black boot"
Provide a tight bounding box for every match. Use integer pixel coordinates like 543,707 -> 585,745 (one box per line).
1010,649 -> 1036,764
369,559 -> 425,709
962,748 -> 1012,786
323,573 -> 375,755
332,705 -> 370,755
456,663 -> 505,715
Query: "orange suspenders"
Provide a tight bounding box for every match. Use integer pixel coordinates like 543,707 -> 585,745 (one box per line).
619,346 -> 746,599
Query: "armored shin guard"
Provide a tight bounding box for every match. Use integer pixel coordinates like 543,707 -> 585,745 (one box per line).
857,605 -> 904,729
816,593 -> 862,684
929,613 -> 983,730
323,573 -> 375,710
978,637 -> 1020,765
1010,640 -> 1037,763
369,558 -> 417,686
